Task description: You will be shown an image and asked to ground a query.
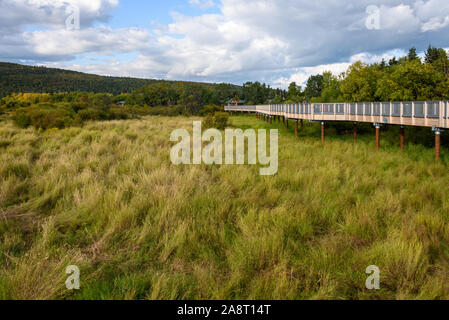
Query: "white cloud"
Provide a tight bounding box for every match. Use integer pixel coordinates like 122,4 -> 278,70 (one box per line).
24,27 -> 150,56
189,0 -> 215,10
421,16 -> 449,31
2,0 -> 449,87
0,0 -> 118,29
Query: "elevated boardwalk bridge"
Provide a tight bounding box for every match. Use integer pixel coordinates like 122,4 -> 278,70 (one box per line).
225,101 -> 449,159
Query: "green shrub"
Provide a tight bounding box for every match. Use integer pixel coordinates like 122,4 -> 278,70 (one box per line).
12,106 -> 77,130
27,109 -> 72,130
109,108 -> 129,120
148,106 -> 183,117
203,114 -> 215,129
213,112 -> 229,130
78,109 -> 108,121
13,112 -> 31,128
203,112 -> 229,130
199,104 -> 222,116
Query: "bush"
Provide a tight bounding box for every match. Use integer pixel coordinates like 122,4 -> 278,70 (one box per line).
27,108 -> 73,130
13,112 -> 31,128
78,109 -> 108,121
147,106 -> 183,117
13,106 -> 77,130
109,108 -> 129,120
203,112 -> 229,130
213,112 -> 229,130
199,104 -> 223,116
203,114 -> 215,129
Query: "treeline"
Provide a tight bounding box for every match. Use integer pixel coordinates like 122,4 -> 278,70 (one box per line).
0,62 -> 282,129
0,62 -> 158,97
0,62 -> 282,105
286,46 -> 449,103
0,81 -> 280,129
125,81 -> 281,113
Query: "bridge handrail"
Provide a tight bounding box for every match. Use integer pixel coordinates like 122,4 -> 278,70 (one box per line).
224,101 -> 449,128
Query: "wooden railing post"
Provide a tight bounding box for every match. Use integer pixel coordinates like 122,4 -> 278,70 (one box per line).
295,120 -> 298,137
353,122 -> 358,142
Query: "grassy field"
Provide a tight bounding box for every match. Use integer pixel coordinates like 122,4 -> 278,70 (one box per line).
1,115 -> 449,300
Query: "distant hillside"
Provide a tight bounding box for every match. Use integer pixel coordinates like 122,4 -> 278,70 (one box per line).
0,62 -> 159,97
0,62 -> 241,98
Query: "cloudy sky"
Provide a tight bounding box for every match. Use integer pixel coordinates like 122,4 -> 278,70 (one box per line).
1,0 -> 449,88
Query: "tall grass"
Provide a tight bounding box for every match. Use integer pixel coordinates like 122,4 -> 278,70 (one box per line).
0,115 -> 448,300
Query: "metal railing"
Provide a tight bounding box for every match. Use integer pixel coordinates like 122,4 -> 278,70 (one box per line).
225,101 -> 449,129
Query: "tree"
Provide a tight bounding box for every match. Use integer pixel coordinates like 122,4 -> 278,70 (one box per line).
376,60 -> 449,101
304,74 -> 324,100
424,46 -> 449,76
340,61 -> 383,102
242,82 -> 274,104
319,72 -> 341,102
287,82 -> 302,102
389,57 -> 399,66
407,47 -> 420,62
424,45 -> 441,65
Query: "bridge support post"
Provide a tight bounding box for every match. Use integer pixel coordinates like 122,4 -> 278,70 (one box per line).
295,120 -> 299,137
278,116 -> 280,124
400,126 -> 405,151
375,123 -> 381,150
286,118 -> 289,129
434,128 -> 442,160
270,116 -> 272,125
353,123 -> 358,142
300,119 -> 303,131
321,122 -> 325,143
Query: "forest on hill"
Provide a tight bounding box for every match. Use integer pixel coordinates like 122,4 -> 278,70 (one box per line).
0,62 -> 275,100
0,63 -> 282,130
0,62 -> 158,97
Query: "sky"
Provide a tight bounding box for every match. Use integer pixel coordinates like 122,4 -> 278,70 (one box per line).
1,0 -> 449,88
